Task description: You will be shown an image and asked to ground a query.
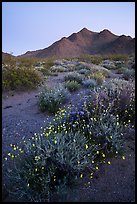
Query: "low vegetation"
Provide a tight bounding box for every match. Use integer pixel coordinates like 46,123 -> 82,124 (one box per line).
3,53 -> 135,202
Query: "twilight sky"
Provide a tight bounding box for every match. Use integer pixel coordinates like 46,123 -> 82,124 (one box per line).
2,2 -> 135,56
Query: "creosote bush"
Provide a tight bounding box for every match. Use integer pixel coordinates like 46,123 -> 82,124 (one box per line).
38,85 -> 70,113
2,67 -> 41,91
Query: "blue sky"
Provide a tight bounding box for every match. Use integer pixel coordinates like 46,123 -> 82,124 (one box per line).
2,2 -> 135,56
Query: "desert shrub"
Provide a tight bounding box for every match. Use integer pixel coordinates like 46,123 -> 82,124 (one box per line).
82,79 -> 97,89
65,81 -> 81,92
89,111 -> 124,154
50,66 -> 68,72
90,72 -> 106,85
36,59 -> 55,75
77,55 -> 103,65
114,61 -> 126,69
101,60 -> 116,70
16,57 -> 39,68
38,67 -> 51,76
6,131 -> 91,202
89,64 -> 111,76
2,67 -> 41,91
77,68 -> 90,75
2,55 -> 16,69
64,72 -> 83,84
103,54 -> 129,62
115,67 -> 128,74
38,85 -> 70,113
94,79 -> 135,125
75,62 -> 91,70
42,58 -> 55,68
66,64 -> 76,71
51,103 -> 124,157
122,68 -> 135,80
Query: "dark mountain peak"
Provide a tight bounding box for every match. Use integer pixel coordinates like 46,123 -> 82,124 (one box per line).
25,51 -> 32,54
118,35 -> 132,40
80,27 -> 90,32
57,36 -> 71,45
60,37 -> 67,41
79,27 -> 95,35
68,32 -> 79,41
99,29 -> 114,36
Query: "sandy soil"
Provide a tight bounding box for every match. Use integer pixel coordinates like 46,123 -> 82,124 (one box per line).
2,71 -> 135,202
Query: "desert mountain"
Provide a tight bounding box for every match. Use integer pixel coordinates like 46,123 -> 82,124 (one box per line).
17,28 -> 135,58
2,52 -> 15,58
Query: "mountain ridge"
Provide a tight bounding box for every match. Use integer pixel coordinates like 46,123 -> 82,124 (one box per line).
3,28 -> 135,58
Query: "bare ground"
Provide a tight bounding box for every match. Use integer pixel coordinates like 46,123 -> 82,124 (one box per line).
2,71 -> 135,202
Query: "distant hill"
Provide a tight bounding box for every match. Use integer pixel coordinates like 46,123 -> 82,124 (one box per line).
9,28 -> 136,58
2,52 -> 15,58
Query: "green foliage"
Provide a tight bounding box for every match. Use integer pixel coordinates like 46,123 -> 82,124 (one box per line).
64,72 -> 83,84
38,85 -> 70,113
2,67 -> 41,91
65,81 -> 81,92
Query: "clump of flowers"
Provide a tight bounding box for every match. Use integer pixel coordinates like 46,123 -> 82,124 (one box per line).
101,79 -> 135,125
6,131 -> 92,202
